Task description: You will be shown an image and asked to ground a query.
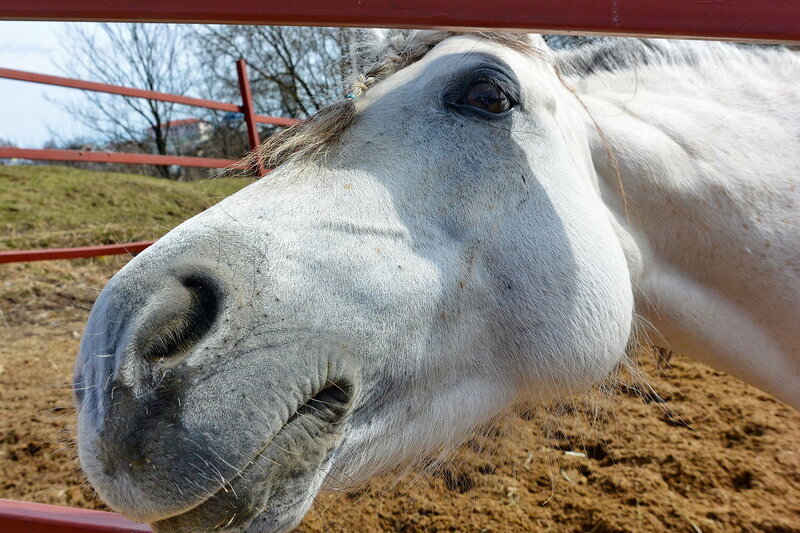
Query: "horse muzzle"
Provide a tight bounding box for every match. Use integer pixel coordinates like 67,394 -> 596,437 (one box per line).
74,249 -> 359,530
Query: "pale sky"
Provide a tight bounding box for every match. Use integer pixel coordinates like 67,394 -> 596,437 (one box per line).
0,21 -> 98,147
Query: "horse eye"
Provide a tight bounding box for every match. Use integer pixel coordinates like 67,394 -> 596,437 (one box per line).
462,81 -> 511,114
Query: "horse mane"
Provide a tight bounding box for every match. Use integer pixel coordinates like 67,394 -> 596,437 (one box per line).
249,32 -> 792,170
552,37 -> 792,77
553,38 -> 701,76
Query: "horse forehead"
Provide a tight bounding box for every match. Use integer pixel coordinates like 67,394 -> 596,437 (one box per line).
426,35 -> 550,76
374,35 -> 534,95
428,34 -> 511,57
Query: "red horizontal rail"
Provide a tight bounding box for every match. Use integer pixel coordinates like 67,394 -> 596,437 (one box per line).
0,0 -> 798,43
0,499 -> 150,532
0,241 -> 155,263
0,68 -> 300,127
254,114 -> 298,127
0,67 -> 237,112
0,147 -> 247,169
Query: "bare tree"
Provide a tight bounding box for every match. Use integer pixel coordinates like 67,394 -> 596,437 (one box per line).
193,25 -> 365,120
193,28 -> 601,121
57,23 -> 196,178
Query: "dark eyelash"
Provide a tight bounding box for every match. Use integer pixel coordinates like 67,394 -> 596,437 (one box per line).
467,77 -> 517,108
471,73 -> 518,102
472,75 -> 506,91
442,62 -> 521,117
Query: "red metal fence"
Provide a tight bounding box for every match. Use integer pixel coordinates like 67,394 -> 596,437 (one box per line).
2,1 -> 800,530
0,58 -> 299,264
0,147 -> 245,169
0,499 -> 149,533
0,60 -> 297,168
1,0 -> 800,43
4,1 -> 800,263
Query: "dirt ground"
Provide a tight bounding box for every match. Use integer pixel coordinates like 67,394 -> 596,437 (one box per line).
1,258 -> 799,532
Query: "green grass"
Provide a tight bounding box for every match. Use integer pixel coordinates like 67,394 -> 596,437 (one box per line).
0,165 -> 255,251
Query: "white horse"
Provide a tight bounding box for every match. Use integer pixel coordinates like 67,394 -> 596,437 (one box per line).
73,32 -> 799,532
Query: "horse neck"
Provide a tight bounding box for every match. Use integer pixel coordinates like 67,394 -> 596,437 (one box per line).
572,57 -> 800,407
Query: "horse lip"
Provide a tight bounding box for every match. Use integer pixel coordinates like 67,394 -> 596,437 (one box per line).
149,416 -> 293,526
147,437 -> 277,529
149,386 -> 351,530
149,466 -> 264,531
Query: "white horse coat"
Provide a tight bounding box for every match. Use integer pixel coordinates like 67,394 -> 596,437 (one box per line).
73,34 -> 799,532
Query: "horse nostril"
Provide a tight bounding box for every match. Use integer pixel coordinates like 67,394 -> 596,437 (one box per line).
137,273 -> 221,362
315,383 -> 351,405
297,381 -> 354,424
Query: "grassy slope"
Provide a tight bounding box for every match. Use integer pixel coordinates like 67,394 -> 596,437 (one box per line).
0,165 -> 254,251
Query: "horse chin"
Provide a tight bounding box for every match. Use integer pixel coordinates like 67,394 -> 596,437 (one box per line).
150,490 -> 313,533
241,498 -> 316,533
77,371 -> 350,533
149,481 -> 316,533
149,422 -> 337,533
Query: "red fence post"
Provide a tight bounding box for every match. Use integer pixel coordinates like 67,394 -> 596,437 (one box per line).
236,58 -> 266,177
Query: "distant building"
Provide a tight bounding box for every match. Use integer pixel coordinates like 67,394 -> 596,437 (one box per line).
146,118 -> 213,152
221,112 -> 244,127
0,139 -> 27,165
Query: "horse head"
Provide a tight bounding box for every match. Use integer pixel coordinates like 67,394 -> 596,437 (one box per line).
74,33 -> 634,532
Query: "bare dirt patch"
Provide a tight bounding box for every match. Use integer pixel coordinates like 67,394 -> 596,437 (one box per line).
2,258 -> 799,532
